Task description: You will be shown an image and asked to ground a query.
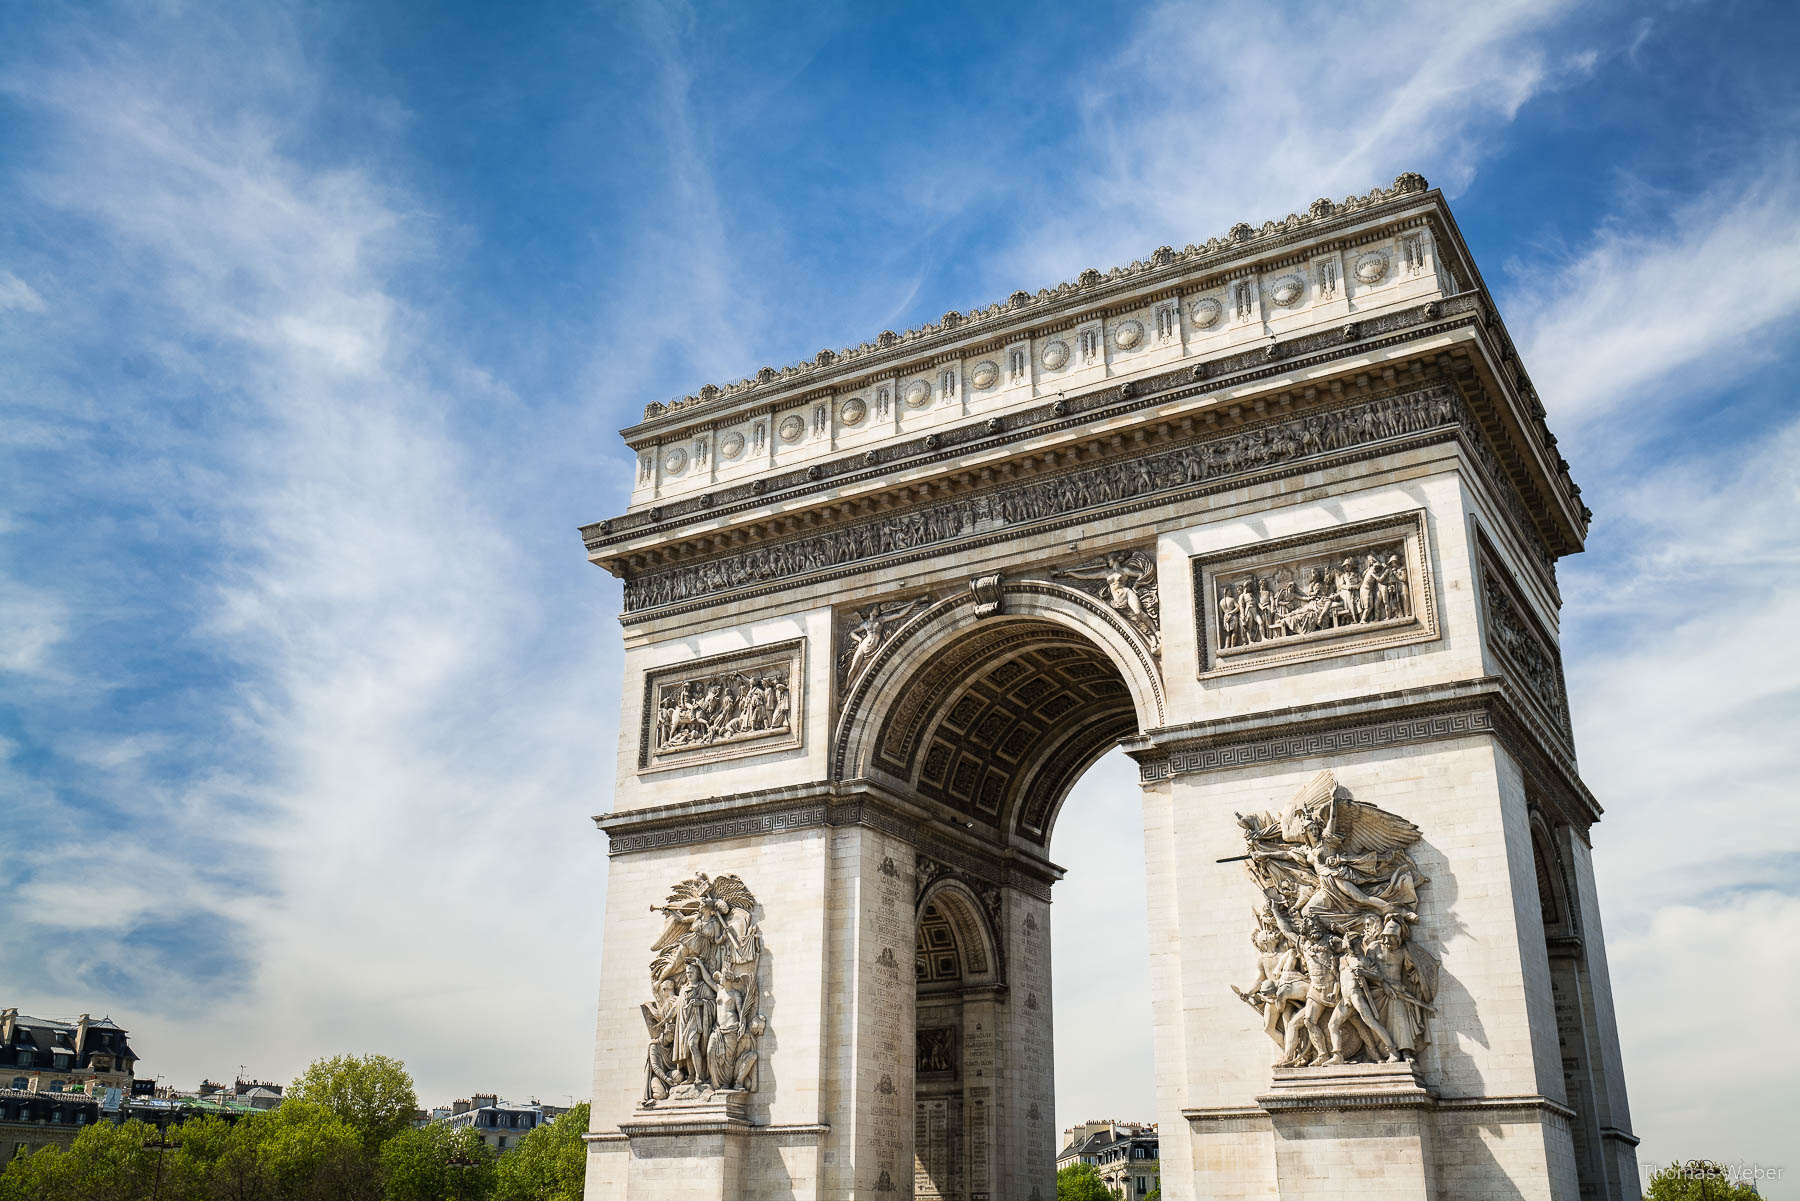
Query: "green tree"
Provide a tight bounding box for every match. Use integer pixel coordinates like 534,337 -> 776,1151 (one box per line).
493,1103 -> 589,1201
1644,1160 -> 1763,1200
382,1123 -> 495,1201
160,1115 -> 236,1201
0,1119 -> 160,1201
181,1100 -> 374,1201
255,1100 -> 376,1201
1056,1161 -> 1113,1201
0,1143 -> 71,1201
288,1054 -> 419,1152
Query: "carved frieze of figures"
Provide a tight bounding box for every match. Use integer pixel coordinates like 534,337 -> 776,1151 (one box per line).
621,387 -> 1468,614
1054,549 -> 1160,652
641,872 -> 767,1107
1477,538 -> 1573,743
1192,512 -> 1437,675
1228,771 -> 1438,1068
639,641 -> 804,770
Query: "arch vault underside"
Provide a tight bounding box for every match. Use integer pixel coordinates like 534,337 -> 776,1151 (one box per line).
838,582 -> 1160,850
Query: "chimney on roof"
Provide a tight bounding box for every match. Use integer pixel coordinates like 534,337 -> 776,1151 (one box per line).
1,1009 -> 14,1043
75,1014 -> 91,1057
452,1099 -> 471,1116
472,1093 -> 498,1111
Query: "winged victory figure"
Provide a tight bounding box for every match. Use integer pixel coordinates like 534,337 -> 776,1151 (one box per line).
643,872 -> 768,1102
841,595 -> 931,685
1054,550 -> 1161,651
1227,771 -> 1438,1067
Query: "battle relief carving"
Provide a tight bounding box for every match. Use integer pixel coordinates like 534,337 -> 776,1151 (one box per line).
639,641 -> 803,771
1192,511 -> 1437,675
641,873 -> 767,1106
1227,772 -> 1438,1068
1476,535 -> 1573,745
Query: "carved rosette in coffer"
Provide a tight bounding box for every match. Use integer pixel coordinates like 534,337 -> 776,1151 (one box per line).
1192,511 -> 1438,675
639,640 -> 805,771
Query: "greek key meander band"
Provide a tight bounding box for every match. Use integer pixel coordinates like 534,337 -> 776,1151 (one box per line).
1137,709 -> 1495,781
599,684 -> 1587,867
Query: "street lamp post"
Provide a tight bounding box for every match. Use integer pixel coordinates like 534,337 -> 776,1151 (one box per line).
142,1119 -> 176,1201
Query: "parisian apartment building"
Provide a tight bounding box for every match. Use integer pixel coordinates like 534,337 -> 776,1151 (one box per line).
1057,1119 -> 1161,1197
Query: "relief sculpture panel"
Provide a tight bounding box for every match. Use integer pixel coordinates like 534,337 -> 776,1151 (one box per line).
1476,532 -> 1573,745
1053,548 -> 1160,652
1228,771 -> 1438,1068
639,640 -> 804,770
622,387 -> 1467,615
640,872 -> 767,1106
1192,511 -> 1437,675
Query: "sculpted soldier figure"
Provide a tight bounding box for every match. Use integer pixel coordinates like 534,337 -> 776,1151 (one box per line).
1236,578 -> 1259,642
1381,552 -> 1408,620
1326,930 -> 1397,1064
1231,771 -> 1435,1069
1269,901 -> 1338,1067
1357,552 -> 1386,623
1367,915 -> 1437,1061
641,979 -> 680,1104
1231,903 -> 1309,1049
672,960 -> 716,1088
643,873 -> 768,1104
1332,557 -> 1359,626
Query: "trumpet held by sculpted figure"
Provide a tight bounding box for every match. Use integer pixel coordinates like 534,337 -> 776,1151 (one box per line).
641,872 -> 767,1104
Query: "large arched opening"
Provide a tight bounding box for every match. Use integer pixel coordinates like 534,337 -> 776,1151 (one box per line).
834,582 -> 1162,1198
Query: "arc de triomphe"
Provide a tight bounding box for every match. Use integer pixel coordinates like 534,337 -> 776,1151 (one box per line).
578,175 -> 1638,1200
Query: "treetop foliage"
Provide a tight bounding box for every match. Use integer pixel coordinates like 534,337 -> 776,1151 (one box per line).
288,1053 -> 420,1151
1643,1160 -> 1770,1200
0,1055 -> 590,1201
1056,1160 -> 1114,1201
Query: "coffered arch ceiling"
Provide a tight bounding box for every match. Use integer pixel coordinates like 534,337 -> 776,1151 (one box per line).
871,618 -> 1138,848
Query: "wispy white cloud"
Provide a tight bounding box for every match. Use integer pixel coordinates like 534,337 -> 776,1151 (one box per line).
0,580 -> 67,676
0,269 -> 46,313
1508,162 -> 1800,1182
1,15 -> 617,1103
991,0 -> 1594,290
1511,160 -> 1800,435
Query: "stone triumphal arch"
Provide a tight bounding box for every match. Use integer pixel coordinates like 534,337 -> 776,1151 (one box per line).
579,176 -> 1638,1200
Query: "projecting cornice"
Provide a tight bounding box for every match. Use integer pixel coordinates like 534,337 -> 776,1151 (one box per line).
584,174 -> 1587,590
621,173 -> 1438,440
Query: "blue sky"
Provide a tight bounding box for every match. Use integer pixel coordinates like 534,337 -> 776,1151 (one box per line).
3,0 -> 1798,1188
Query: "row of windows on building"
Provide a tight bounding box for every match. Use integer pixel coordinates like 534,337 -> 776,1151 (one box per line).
2,1106 -> 90,1125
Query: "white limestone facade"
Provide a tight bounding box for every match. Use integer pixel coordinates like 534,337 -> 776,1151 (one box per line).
578,176 -> 1637,1200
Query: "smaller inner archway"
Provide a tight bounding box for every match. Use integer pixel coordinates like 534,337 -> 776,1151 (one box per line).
838,583 -> 1160,1201
913,879 -> 1004,1200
